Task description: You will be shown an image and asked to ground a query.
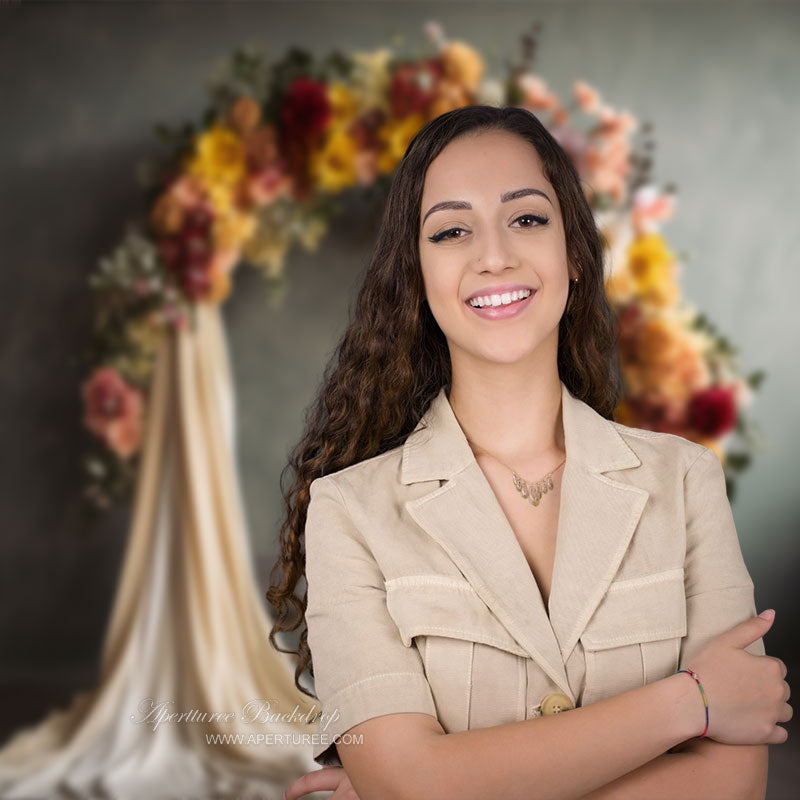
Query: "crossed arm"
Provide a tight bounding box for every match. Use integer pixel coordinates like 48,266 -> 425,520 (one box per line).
577,739 -> 768,800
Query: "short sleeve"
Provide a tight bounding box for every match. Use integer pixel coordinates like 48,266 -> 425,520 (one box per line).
304,476 -> 437,767
678,447 -> 766,671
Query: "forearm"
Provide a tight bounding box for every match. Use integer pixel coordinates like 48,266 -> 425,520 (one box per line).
406,673 -> 704,800
577,744 -> 763,800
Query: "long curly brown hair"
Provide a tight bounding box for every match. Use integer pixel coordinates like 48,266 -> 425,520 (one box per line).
267,105 -> 622,699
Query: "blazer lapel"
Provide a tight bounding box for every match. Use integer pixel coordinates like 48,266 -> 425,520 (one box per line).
401,381 -> 649,699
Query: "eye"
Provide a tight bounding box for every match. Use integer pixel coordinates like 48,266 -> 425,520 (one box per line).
512,213 -> 550,228
427,226 -> 467,243
426,213 -> 549,244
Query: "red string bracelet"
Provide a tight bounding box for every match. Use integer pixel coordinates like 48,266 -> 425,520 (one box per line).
675,667 -> 709,738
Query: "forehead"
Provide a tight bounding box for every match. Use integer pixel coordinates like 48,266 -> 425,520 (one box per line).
421,130 -> 549,199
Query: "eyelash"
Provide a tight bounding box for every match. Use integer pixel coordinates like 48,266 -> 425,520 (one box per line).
426,213 -> 550,243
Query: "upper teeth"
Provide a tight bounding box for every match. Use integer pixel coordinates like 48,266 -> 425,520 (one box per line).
468,289 -> 532,308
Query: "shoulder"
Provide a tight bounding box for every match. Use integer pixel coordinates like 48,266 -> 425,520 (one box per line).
609,418 -> 711,477
309,442 -> 406,505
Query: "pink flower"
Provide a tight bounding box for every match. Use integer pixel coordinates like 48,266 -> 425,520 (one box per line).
632,186 -> 676,234
549,125 -> 591,176
82,367 -> 144,458
517,75 -> 559,110
244,161 -> 293,206
573,80 -> 602,113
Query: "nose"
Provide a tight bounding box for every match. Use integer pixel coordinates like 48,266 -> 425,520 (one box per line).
474,225 -> 521,273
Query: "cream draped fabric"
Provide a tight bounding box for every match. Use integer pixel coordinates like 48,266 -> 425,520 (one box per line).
0,304 -> 326,799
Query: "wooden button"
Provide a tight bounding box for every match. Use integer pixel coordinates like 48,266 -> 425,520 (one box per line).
540,692 -> 574,715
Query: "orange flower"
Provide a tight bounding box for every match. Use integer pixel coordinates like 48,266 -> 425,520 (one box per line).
441,41 -> 484,93
82,367 -> 144,458
427,79 -> 471,119
226,96 -> 261,137
207,249 -> 238,303
244,125 -> 280,171
150,174 -> 207,235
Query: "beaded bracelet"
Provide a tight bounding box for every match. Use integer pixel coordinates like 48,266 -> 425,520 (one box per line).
675,667 -> 709,738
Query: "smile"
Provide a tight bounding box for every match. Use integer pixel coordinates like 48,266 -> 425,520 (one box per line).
465,289 -> 536,320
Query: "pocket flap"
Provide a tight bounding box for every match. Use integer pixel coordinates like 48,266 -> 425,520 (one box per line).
385,575 -> 528,657
581,568 -> 687,650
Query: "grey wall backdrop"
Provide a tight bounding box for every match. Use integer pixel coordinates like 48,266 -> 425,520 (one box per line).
1,0 -> 798,778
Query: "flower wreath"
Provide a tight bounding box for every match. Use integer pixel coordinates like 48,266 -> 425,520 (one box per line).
77,21 -> 765,527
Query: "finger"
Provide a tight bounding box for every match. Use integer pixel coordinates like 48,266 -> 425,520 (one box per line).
728,611 -> 775,650
767,724 -> 789,745
284,767 -> 346,799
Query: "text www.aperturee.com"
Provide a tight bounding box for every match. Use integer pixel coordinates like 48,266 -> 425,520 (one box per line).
205,733 -> 363,747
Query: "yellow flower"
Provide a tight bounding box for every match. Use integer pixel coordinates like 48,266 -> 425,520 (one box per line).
243,228 -> 290,279
213,208 -> 257,251
126,314 -> 164,358
123,315 -> 165,380
349,48 -> 392,112
605,265 -> 637,305
328,82 -> 359,124
441,41 -> 485,93
626,233 -> 680,308
187,124 -> 246,189
377,113 -> 425,174
299,217 -> 328,252
309,125 -> 359,193
204,182 -> 235,216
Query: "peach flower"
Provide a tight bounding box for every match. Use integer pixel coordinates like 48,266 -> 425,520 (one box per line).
573,80 -> 602,113
517,74 -> 559,110
82,367 -> 144,458
441,41 -> 484,93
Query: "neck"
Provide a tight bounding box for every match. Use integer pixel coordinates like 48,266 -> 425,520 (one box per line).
447,369 -> 565,474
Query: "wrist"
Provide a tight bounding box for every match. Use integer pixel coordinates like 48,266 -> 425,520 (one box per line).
659,671 -> 708,743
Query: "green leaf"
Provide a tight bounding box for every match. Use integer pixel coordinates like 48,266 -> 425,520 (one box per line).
725,452 -> 751,471
746,369 -> 766,390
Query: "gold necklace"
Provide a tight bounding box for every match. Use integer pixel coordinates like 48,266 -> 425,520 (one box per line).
467,440 -> 566,508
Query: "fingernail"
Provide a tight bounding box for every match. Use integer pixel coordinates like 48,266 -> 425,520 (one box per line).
759,609 -> 775,620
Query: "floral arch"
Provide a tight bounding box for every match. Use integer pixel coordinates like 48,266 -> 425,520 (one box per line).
0,20 -> 765,799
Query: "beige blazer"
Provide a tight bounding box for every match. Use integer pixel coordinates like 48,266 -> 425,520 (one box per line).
304,380 -> 765,767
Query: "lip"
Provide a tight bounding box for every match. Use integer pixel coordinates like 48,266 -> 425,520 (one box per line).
465,282 -> 534,302
465,288 -> 536,320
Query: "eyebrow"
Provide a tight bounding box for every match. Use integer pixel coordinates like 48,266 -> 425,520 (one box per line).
422,187 -> 553,225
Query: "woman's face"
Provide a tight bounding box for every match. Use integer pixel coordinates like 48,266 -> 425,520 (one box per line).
418,129 -> 574,368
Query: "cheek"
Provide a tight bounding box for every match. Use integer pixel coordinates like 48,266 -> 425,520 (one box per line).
421,261 -> 460,319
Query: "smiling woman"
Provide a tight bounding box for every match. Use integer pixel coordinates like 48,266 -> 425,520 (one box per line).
271,105 -> 789,800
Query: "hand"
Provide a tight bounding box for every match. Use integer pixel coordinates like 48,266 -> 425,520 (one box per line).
284,765 -> 362,800
684,610 -> 791,745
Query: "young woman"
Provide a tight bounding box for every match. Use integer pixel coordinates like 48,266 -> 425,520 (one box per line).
270,105 -> 790,800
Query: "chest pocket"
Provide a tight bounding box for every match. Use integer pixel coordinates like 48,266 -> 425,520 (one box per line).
385,576 -> 528,733
580,568 -> 687,705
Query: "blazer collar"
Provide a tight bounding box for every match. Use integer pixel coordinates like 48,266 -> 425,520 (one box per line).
400,381 -> 649,701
